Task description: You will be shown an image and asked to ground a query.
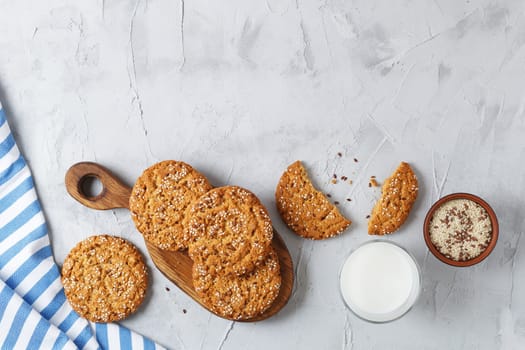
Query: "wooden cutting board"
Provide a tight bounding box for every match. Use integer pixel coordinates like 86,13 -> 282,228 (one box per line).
65,162 -> 294,322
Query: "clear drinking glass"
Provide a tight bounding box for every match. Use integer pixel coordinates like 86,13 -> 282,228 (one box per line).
339,239 -> 421,323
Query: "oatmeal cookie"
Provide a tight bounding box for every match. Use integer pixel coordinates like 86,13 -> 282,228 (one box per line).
275,161 -> 351,239
61,235 -> 148,323
185,186 -> 273,276
192,249 -> 281,320
129,160 -> 212,251
368,162 -> 418,235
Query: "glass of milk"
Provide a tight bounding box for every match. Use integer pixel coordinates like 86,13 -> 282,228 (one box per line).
339,240 -> 421,323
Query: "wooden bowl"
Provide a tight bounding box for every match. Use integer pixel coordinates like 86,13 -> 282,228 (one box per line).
423,193 -> 499,267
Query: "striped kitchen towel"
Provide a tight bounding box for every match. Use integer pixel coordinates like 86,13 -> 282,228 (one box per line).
0,102 -> 165,349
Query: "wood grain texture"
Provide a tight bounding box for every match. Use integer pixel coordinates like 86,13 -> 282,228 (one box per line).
65,162 -> 294,321
65,162 -> 131,210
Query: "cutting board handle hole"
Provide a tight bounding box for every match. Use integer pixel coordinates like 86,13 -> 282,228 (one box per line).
79,175 -> 104,199
66,162 -> 131,210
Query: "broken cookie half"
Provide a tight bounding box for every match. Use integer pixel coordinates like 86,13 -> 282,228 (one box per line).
275,161 -> 351,239
368,162 -> 418,235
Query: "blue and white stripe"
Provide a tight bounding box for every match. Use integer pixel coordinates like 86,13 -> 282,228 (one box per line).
0,103 -> 164,349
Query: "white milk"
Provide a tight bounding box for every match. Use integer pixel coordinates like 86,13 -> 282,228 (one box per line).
339,240 -> 420,322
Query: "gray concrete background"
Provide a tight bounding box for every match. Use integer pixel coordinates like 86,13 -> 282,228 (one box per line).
1,0 -> 524,348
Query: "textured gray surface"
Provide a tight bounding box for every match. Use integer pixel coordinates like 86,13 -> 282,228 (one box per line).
1,0 -> 524,349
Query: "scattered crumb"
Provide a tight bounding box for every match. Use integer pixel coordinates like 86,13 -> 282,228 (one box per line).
348,180 -> 353,185
366,215 -> 370,219
354,158 -> 358,163
331,179 -> 337,184
368,182 -> 372,187
183,309 -> 187,314
337,152 -> 342,157
341,176 -> 348,181
370,178 -> 379,187
165,287 -> 170,292
334,201 -> 340,205
346,198 -> 351,202
326,193 -> 332,198
333,174 -> 337,179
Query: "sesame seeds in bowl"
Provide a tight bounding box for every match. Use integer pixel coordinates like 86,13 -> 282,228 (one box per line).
423,193 -> 499,267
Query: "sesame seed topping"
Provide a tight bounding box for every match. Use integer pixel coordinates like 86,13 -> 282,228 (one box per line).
429,199 -> 492,261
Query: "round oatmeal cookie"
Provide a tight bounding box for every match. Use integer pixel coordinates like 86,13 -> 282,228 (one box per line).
193,249 -> 281,320
185,186 -> 274,276
61,235 -> 148,323
129,160 -> 212,251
